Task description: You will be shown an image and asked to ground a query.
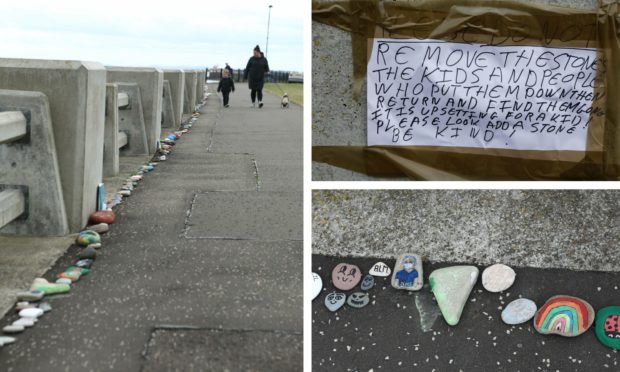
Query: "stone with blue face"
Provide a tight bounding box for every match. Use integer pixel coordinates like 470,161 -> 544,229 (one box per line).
324,292 -> 346,312
360,274 -> 375,291
347,292 -> 370,309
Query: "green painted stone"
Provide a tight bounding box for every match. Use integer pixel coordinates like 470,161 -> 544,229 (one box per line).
429,265 -> 479,326
30,278 -> 70,295
76,230 -> 101,246
595,306 -> 620,349
66,266 -> 90,276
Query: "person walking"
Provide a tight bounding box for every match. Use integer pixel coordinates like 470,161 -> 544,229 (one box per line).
217,69 -> 235,108
225,63 -> 234,79
244,45 -> 270,108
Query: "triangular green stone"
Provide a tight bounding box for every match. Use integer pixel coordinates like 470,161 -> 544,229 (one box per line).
429,266 -> 479,326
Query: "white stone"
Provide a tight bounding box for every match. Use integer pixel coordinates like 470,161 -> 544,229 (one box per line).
0,336 -> 16,346
3,324 -> 24,333
86,223 -> 109,234
369,262 -> 391,277
482,264 -> 516,292
312,272 -> 323,300
12,317 -> 34,327
18,307 -> 44,318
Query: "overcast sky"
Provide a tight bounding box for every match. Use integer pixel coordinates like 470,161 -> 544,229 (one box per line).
0,0 -> 304,72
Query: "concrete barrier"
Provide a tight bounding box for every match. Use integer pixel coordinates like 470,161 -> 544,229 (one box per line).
162,80 -> 175,129
0,89 -> 68,235
163,69 -> 184,127
195,70 -> 205,104
184,71 -> 197,114
106,66 -> 163,155
116,83 -> 149,156
103,84 -> 120,177
0,58 -> 105,233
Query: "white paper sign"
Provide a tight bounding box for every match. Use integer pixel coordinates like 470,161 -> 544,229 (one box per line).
367,39 -> 603,150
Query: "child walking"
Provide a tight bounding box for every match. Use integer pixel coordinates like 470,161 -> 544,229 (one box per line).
217,69 -> 235,107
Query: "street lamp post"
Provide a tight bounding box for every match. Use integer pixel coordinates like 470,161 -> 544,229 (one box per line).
266,5 -> 273,57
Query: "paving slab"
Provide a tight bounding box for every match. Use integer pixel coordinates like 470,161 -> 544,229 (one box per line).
143,328 -> 302,372
186,192 -> 302,241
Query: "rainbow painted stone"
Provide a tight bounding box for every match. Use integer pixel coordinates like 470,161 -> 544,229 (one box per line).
76,230 -> 101,246
595,306 -> 620,349
533,295 -> 594,337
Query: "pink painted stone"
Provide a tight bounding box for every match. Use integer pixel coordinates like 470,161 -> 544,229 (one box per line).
331,263 -> 362,291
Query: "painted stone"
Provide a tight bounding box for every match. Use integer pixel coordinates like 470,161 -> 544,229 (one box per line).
57,270 -> 81,282
0,336 -> 16,346
86,223 -> 109,234
369,262 -> 391,277
68,266 -> 90,276
311,272 -> 322,300
89,243 -> 102,249
131,175 -> 142,181
482,264 -> 516,292
502,298 -> 537,325
332,263 -> 362,291
55,278 -> 72,285
30,278 -> 70,295
360,274 -> 375,291
13,318 -> 34,328
15,302 -> 33,310
75,259 -> 94,269
19,308 -> 44,318
39,302 -> 52,313
391,254 -> 423,291
533,295 -> 594,337
429,265 -> 479,326
118,190 -> 131,197
16,290 -> 43,302
2,325 -> 24,334
347,292 -> 370,309
595,306 -> 620,349
89,210 -> 116,225
324,292 -> 346,312
76,230 -> 101,246
78,246 -> 97,260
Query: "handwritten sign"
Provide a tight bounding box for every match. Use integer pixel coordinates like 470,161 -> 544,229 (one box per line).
367,39 -> 604,150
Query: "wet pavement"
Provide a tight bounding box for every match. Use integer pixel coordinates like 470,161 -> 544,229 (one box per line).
0,86 -> 302,371
312,254 -> 620,372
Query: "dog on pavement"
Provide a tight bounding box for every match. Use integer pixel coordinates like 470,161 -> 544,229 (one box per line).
281,93 -> 289,108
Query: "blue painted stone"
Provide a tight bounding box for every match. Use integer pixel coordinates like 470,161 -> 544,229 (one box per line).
501,298 -> 537,325
360,274 -> 375,291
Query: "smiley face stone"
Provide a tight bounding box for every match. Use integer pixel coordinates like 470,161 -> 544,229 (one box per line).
324,292 -> 346,312
332,263 -> 362,291
347,292 -> 370,309
360,274 -> 375,291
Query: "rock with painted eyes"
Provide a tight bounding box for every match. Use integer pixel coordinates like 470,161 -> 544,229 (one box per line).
596,306 -> 620,349
324,292 -> 346,312
360,274 -> 375,291
311,272 -> 323,300
347,292 -> 370,309
332,263 -> 362,291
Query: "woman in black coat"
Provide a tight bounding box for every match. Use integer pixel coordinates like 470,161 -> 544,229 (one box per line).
244,45 -> 270,108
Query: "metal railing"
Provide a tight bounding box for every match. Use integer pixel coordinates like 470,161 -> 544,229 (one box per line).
208,69 -> 300,84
